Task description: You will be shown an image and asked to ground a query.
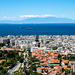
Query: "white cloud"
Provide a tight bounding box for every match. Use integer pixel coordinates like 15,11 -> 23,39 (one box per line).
62,15 -> 66,17
3,16 -> 7,19
8,17 -> 16,19
20,14 -> 55,18
1,14 -> 56,21
1,16 -> 16,20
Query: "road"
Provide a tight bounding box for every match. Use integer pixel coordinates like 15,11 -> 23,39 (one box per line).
6,61 -> 20,75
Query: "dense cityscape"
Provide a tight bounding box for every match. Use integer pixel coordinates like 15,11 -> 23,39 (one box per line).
0,35 -> 75,75
0,0 -> 75,75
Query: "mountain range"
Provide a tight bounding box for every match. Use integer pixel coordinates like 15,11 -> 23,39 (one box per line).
0,17 -> 75,23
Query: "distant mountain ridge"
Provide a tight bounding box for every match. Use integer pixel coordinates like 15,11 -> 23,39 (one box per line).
0,17 -> 75,23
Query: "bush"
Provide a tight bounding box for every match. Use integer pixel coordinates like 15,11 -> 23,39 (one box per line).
2,68 -> 8,73
30,64 -> 37,71
0,52 -> 2,57
56,73 -> 61,75
32,72 -> 42,75
0,43 -> 5,47
4,63 -> 7,67
11,71 -> 25,75
1,61 -> 6,65
0,57 -> 5,60
65,69 -> 70,74
19,58 -> 24,63
0,65 -> 3,70
51,65 -> 54,68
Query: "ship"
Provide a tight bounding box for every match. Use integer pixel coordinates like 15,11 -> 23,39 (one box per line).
27,28 -> 34,30
20,27 -> 25,28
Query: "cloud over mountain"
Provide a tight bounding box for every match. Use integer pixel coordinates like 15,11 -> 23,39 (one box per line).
0,16 -> 75,23
20,14 -> 55,18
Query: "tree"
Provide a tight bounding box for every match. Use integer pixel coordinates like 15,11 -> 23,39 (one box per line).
0,51 -> 2,57
58,54 -> 62,66
26,70 -> 31,75
69,55 -> 75,61
32,72 -> 42,75
19,58 -> 24,63
0,50 -> 21,75
0,43 -> 5,47
30,64 -> 37,71
56,73 -> 61,75
11,71 -> 25,75
1,61 -> 6,65
62,68 -> 64,72
58,54 -> 62,60
0,65 -> 3,70
2,68 -> 8,74
30,57 -> 40,62
16,56 -> 20,61
3,50 -> 7,54
51,65 -> 54,68
63,55 -> 67,60
65,69 -> 70,74
4,63 -> 7,67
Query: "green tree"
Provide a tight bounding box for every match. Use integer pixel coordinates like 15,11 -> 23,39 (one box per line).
19,58 -> 24,63
65,69 -> 70,74
0,65 -> 3,70
0,51 -> 2,57
32,72 -> 42,75
62,68 -> 64,72
51,65 -> 54,68
4,63 -> 7,67
1,61 -> 6,65
30,64 -> 36,71
0,43 -> 5,47
2,68 -> 8,74
11,71 -> 25,75
56,73 -> 61,75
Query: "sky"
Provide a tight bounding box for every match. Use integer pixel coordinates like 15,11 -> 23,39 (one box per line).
0,0 -> 75,21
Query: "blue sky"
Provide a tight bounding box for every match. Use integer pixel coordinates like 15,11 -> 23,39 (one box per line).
0,0 -> 75,20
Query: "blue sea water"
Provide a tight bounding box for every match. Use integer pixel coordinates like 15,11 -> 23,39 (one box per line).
0,23 -> 75,37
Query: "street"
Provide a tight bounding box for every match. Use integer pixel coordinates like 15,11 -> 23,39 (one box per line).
6,61 -> 20,75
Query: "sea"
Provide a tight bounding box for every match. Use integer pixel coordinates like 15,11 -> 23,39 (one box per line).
0,23 -> 75,37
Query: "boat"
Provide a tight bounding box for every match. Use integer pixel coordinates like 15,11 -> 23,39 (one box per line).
20,27 -> 25,28
27,28 -> 34,30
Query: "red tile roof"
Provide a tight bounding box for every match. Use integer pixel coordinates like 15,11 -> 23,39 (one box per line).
50,59 -> 60,63
0,59 -> 5,63
2,48 -> 21,51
